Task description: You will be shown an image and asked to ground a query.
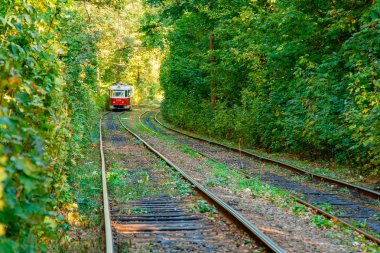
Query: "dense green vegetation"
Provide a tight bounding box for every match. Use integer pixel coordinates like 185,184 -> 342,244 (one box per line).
143,0 -> 380,175
0,0 -> 379,251
0,1 -> 101,251
0,0 -> 158,251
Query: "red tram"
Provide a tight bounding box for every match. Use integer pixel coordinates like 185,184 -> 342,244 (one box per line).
109,83 -> 133,110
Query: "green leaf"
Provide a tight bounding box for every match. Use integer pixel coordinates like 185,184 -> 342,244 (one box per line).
0,237 -> 18,253
19,174 -> 37,192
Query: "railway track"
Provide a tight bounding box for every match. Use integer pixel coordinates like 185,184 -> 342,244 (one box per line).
100,112 -> 285,252
139,109 -> 380,244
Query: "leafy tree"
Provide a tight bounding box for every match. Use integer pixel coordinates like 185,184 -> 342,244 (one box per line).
144,0 -> 380,174
0,0 -> 70,250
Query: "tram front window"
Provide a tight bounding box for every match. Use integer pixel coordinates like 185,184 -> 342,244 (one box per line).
112,91 -> 125,98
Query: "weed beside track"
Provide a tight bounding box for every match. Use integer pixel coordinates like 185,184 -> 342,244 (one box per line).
138,109 -> 380,251
101,113 -> 265,252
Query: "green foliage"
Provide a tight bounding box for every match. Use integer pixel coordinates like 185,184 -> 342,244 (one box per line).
145,0 -> 380,174
290,203 -> 309,215
0,0 -> 102,251
163,165 -> 194,197
182,147 -> 200,158
310,215 -> 334,228
0,1 -> 66,250
92,0 -> 132,10
196,199 -> 217,214
86,0 -> 163,103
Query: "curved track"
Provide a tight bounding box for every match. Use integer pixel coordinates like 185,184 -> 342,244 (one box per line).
100,111 -> 285,252
140,109 -> 380,244
154,112 -> 379,200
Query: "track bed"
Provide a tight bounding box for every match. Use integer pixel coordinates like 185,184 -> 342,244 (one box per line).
142,109 -> 380,245
101,113 -> 275,252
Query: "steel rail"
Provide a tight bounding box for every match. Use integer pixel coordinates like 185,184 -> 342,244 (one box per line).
149,111 -> 380,244
133,103 -> 161,107
153,111 -> 380,201
138,109 -> 157,133
293,196 -> 380,244
194,149 -> 380,244
100,113 -> 114,253
117,114 -> 285,253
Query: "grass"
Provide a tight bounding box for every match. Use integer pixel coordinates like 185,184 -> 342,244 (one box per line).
106,153 -> 195,204
107,164 -> 160,202
196,199 -> 217,214
136,110 -> 380,251
318,202 -> 334,213
157,114 -> 378,187
199,158 -> 380,251
207,160 -> 239,187
183,147 -> 201,158
310,215 -> 334,228
65,124 -> 103,252
291,174 -> 312,183
195,199 -> 217,220
135,122 -> 157,135
162,164 -> 195,197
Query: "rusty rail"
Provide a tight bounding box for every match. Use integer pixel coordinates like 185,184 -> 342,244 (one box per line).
117,114 -> 285,253
197,149 -> 380,245
151,110 -> 380,244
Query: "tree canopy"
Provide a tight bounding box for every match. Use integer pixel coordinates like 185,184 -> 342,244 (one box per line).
0,0 -> 161,250
143,0 -> 380,174
0,0 -> 379,250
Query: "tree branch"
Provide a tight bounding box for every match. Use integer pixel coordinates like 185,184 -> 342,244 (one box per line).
82,0 -> 91,22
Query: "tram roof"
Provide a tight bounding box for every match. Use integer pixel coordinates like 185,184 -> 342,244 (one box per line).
110,83 -> 133,91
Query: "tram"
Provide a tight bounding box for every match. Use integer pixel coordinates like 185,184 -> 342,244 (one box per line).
109,83 -> 133,110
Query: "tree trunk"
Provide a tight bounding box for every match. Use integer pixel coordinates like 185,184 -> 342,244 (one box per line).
137,65 -> 141,85
96,53 -> 100,95
210,31 -> 216,107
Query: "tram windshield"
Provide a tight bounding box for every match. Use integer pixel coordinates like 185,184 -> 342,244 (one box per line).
112,90 -> 125,98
